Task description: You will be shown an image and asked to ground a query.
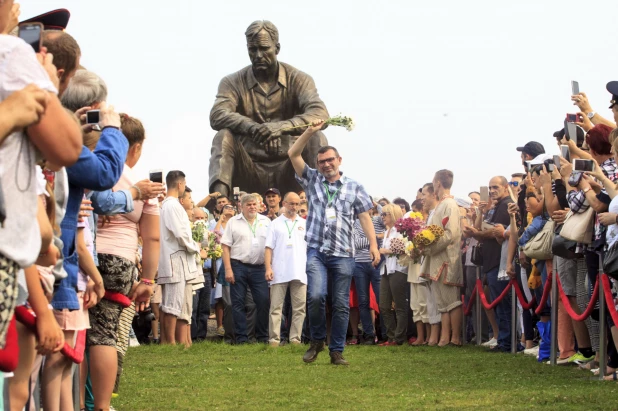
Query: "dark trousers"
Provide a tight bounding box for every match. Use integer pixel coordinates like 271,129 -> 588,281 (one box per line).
191,278 -> 212,340
229,260 -> 269,343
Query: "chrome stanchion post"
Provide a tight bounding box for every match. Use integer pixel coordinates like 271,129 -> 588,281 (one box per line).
476,266 -> 482,346
550,268 -> 558,366
462,287 -> 467,345
598,259 -> 607,381
511,283 -> 517,354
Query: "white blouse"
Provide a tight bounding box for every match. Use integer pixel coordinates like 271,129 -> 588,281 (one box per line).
382,226 -> 406,275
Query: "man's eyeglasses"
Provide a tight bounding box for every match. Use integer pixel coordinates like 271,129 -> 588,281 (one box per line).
317,157 -> 337,166
509,181 -> 520,187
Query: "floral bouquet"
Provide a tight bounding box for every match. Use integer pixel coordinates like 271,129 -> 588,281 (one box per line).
280,114 -> 355,132
394,213 -> 444,264
191,221 -> 223,262
202,230 -> 223,260
191,220 -> 209,243
394,211 -> 425,240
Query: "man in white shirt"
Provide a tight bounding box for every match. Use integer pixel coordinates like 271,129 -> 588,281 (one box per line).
265,192 -> 307,346
158,171 -> 204,346
222,194 -> 271,344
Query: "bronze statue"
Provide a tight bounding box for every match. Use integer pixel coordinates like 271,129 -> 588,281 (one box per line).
208,20 -> 329,197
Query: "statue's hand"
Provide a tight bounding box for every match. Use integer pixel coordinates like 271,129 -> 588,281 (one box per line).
264,137 -> 282,154
252,122 -> 283,145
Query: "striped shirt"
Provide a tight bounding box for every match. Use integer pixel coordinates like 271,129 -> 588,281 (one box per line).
296,164 -> 373,257
353,217 -> 385,262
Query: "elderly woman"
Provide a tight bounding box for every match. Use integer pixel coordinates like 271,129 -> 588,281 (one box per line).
378,204 -> 408,346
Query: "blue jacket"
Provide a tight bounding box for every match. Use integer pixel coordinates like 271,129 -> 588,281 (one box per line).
52,127 -> 129,310
518,215 -> 548,248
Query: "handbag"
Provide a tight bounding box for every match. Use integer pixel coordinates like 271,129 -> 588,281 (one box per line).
552,223 -> 578,260
603,241 -> 618,280
560,207 -> 595,244
471,243 -> 483,266
522,219 -> 555,260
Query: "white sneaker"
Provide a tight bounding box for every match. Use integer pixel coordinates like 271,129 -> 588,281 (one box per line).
481,338 -> 497,348
523,346 -> 539,356
129,337 -> 140,347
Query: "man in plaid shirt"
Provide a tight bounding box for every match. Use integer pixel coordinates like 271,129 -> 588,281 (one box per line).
288,120 -> 380,365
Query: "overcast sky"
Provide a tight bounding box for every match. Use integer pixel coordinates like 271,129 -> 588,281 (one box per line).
21,0 -> 618,202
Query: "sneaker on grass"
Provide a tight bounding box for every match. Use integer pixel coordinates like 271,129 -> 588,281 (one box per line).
523,345 -> 539,357
567,352 -> 595,364
481,338 -> 497,348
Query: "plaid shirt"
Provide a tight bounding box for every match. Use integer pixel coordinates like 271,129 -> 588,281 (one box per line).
567,157 -> 618,244
296,164 -> 373,257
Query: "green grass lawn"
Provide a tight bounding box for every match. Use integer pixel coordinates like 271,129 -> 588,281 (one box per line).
114,342 -> 618,410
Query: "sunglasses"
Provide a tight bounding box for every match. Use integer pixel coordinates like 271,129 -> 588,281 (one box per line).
509,181 -> 520,187
381,212 -> 390,218
298,209 -> 307,213
317,157 -> 337,166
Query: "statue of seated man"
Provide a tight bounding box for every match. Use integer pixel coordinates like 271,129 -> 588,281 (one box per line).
208,20 -> 329,197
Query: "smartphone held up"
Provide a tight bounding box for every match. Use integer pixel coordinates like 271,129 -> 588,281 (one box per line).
573,159 -> 594,173
18,23 -> 43,53
149,169 -> 163,184
480,186 -> 489,202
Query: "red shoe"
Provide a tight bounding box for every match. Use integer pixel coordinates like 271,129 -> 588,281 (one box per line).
379,341 -> 399,346
408,337 -> 417,345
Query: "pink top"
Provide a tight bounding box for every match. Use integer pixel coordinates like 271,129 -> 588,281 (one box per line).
96,165 -> 159,262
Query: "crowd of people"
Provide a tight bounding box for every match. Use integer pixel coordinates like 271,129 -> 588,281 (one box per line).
2,2 -> 618,411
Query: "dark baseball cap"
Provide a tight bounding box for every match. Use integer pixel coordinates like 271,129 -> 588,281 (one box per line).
607,81 -> 618,109
516,142 -> 545,158
21,9 -> 70,31
264,188 -> 281,196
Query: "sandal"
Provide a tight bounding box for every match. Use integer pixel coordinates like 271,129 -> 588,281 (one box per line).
592,367 -> 616,377
346,336 -> 359,345
579,360 -> 599,371
603,371 -> 618,381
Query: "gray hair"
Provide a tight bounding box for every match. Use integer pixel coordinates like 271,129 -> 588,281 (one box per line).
240,193 -> 259,206
60,69 -> 108,112
245,20 -> 279,44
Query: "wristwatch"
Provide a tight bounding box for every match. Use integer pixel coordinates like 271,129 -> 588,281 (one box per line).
588,112 -> 596,119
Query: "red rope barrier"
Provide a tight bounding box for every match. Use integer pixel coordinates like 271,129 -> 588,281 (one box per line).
476,279 -> 512,310
534,273 -> 552,316
556,273 -> 599,322
601,274 -> 618,327
462,285 -> 477,316
511,280 -> 537,310
104,291 -> 132,308
12,292 -> 130,364
14,306 -> 85,364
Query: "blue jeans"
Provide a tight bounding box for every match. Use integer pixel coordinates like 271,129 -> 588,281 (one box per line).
486,267 -> 512,350
353,261 -> 385,338
229,260 -> 269,344
306,247 -> 355,353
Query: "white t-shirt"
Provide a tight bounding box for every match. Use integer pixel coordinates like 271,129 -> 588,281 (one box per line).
607,196 -> 618,248
0,35 -> 57,267
265,214 -> 307,285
